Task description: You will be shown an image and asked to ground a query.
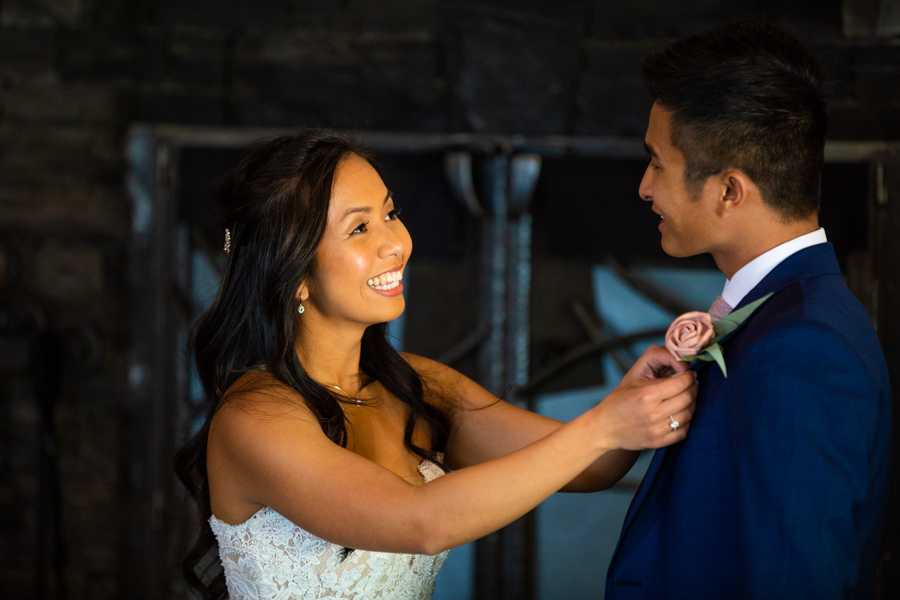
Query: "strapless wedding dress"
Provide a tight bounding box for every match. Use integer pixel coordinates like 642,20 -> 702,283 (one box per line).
209,458 -> 449,600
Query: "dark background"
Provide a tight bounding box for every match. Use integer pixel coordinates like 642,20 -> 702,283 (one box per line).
2,0 -> 900,598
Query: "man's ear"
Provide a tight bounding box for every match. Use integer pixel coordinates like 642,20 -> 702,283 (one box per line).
717,169 -> 753,215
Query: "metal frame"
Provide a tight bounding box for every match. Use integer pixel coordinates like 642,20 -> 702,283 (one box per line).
125,124 -> 900,600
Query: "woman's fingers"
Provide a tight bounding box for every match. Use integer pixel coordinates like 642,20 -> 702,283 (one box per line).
637,370 -> 696,406
624,345 -> 689,383
655,379 -> 697,416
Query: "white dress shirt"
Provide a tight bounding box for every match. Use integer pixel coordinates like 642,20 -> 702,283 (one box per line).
721,227 -> 828,308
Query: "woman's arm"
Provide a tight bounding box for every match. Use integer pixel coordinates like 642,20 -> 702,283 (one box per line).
208,367 -> 695,555
406,345 -> 691,493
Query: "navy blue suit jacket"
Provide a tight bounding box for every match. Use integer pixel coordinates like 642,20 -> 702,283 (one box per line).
606,243 -> 892,599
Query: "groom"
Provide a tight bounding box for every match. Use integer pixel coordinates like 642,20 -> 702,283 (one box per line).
606,22 -> 893,599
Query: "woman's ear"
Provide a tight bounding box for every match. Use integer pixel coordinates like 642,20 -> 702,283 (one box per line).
295,281 -> 309,303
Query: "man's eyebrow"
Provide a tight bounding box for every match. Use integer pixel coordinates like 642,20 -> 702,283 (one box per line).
340,191 -> 393,221
643,142 -> 659,158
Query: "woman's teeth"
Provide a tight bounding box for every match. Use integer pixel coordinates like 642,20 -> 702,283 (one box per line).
367,270 -> 403,290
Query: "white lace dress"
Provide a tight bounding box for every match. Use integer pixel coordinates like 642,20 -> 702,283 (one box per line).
209,459 -> 449,600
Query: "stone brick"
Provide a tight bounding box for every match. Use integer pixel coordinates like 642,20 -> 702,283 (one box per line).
345,0 -> 440,34
0,389 -> 40,592
133,87 -> 224,124
442,0 -> 591,27
57,30 -> 166,84
589,0 -> 756,40
34,243 -> 104,298
166,35 -> 227,88
573,41 -> 656,135
57,31 -> 227,96
848,69 -> 900,102
844,40 -> 900,105
149,0 -> 344,33
759,0 -> 843,37
1,82 -> 123,124
232,31 -> 447,129
0,182 -> 129,240
1,0 -> 86,28
848,41 -> 900,68
443,12 -> 580,133
0,123 -> 122,185
829,99 -> 900,139
0,27 -> 57,83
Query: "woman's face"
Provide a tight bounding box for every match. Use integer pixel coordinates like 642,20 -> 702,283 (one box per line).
301,153 -> 411,328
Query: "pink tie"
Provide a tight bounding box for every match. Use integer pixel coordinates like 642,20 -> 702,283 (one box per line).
708,295 -> 733,322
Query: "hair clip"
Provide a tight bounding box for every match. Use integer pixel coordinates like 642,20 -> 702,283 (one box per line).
224,228 -> 231,253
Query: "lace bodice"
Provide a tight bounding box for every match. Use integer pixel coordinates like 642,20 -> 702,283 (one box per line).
210,459 -> 449,600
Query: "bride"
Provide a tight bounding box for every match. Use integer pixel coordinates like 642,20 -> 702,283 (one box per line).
174,130 -> 696,600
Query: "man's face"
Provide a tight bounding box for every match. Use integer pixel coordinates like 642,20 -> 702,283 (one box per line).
639,103 -> 720,257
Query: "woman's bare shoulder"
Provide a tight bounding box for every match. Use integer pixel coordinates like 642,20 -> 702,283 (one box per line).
212,370 -> 319,441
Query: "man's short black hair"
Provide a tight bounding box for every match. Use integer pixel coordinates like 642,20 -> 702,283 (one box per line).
641,21 -> 830,220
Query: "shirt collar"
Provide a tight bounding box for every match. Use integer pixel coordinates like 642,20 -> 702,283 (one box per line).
721,227 -> 828,308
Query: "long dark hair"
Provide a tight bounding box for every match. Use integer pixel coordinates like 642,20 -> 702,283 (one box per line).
173,130 -> 451,600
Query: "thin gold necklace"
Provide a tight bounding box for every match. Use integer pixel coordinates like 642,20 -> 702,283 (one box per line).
325,384 -> 364,406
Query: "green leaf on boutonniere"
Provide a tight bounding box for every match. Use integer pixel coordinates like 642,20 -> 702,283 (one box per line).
709,292 -> 774,344
681,343 -> 727,377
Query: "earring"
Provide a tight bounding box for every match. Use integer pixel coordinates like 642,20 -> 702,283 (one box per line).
298,303 -> 305,314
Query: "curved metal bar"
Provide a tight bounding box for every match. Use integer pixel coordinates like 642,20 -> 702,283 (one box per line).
443,152 -> 486,217
515,327 -> 669,397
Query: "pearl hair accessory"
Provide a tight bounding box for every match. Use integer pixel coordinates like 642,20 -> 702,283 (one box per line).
224,228 -> 232,253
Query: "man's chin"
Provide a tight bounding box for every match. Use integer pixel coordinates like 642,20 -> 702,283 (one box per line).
660,238 -> 698,258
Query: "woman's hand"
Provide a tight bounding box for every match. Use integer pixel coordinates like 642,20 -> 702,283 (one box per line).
589,370 -> 697,451
621,344 -> 690,384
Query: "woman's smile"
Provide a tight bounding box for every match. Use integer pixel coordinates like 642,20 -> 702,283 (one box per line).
367,265 -> 405,296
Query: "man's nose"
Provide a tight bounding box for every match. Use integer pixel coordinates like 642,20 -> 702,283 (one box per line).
639,166 -> 653,201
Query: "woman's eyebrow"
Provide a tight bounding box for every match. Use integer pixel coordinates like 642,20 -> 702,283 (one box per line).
340,191 -> 393,221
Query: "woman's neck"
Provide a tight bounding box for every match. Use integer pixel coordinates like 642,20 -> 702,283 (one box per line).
294,315 -> 367,393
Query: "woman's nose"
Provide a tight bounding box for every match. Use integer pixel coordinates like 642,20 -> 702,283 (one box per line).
377,223 -> 406,258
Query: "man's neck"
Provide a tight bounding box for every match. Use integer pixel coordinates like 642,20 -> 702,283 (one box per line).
713,218 -> 819,280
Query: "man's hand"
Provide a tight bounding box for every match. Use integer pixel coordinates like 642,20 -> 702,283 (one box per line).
622,344 -> 689,385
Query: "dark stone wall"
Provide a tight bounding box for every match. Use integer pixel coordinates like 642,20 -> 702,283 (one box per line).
1,1 -> 898,598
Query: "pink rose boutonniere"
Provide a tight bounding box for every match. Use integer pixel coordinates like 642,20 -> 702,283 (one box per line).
665,293 -> 773,377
